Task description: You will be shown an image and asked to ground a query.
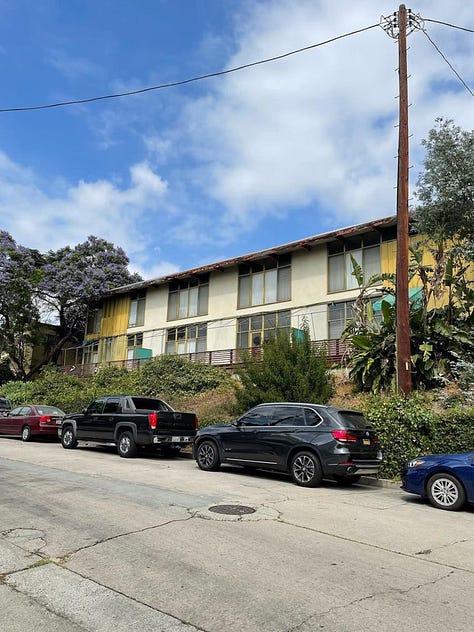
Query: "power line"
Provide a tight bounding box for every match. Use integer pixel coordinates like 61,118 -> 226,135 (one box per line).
0,23 -> 379,113
423,18 -> 474,33
422,27 -> 474,98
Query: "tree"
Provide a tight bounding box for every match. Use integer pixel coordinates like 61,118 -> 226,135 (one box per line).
34,236 -> 141,376
414,118 -> 474,259
0,231 -> 42,380
234,325 -> 333,412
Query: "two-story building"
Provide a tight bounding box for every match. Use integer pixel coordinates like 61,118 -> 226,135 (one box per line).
62,215 -> 414,374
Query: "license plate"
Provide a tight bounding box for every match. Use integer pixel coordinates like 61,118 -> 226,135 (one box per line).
363,439 -> 371,446
172,436 -> 190,442
56,419 -> 63,425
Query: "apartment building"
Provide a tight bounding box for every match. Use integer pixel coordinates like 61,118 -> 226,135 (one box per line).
66,215 -> 407,371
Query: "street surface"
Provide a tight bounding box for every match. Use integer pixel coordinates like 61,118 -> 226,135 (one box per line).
0,437 -> 473,632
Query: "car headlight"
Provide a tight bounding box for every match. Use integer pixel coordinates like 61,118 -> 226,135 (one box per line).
407,459 -> 425,468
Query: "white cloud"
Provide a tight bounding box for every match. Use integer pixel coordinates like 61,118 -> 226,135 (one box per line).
0,154 -> 173,276
178,0 -> 474,236
47,49 -> 103,79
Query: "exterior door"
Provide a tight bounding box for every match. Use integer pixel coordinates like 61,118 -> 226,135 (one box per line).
77,398 -> 106,440
221,406 -> 278,466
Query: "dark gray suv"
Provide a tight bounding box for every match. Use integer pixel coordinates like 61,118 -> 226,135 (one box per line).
193,403 -> 382,487
0,396 -> 12,416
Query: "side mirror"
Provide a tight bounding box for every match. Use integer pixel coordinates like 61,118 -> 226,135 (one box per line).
233,418 -> 243,427
82,408 -> 88,414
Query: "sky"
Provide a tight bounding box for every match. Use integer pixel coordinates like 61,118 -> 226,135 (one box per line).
0,0 -> 473,280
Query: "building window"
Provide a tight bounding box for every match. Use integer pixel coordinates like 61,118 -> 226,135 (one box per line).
167,274 -> 209,321
328,301 -> 355,340
102,337 -> 115,362
328,298 -> 382,339
237,310 -> 291,348
129,290 -> 146,327
127,332 -> 143,361
86,308 -> 102,334
166,323 -> 207,355
328,232 -> 381,293
238,255 -> 291,308
83,342 -> 99,365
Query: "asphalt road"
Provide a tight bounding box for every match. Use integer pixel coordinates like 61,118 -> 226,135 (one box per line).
0,437 -> 473,632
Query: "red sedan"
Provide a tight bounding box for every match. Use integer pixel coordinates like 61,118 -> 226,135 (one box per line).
0,405 -> 65,441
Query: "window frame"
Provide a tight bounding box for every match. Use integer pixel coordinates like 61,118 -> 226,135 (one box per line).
128,290 -> 146,327
166,322 -> 207,355
236,310 -> 291,349
327,234 -> 381,294
238,255 -> 291,309
167,275 -> 209,321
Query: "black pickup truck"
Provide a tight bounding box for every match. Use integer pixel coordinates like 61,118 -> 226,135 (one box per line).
60,395 -> 198,458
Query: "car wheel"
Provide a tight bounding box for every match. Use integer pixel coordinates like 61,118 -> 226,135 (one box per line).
334,474 -> 361,486
426,473 -> 466,511
21,425 -> 32,442
61,426 -> 78,449
196,440 -> 220,471
290,451 -> 322,487
117,431 -> 137,458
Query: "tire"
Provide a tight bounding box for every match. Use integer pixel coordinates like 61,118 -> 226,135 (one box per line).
290,451 -> 323,487
426,473 -> 466,511
195,440 -> 220,471
21,425 -> 32,442
61,426 -> 78,449
334,474 -> 361,486
117,431 -> 138,458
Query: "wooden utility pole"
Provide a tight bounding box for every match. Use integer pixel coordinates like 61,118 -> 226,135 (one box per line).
395,4 -> 412,395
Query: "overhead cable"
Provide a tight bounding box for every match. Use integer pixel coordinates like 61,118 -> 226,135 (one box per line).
0,23 -> 379,113
422,28 -> 474,98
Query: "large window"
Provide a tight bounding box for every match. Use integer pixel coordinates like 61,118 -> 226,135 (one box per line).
167,274 -> 209,321
129,290 -> 146,327
86,307 -> 102,334
237,310 -> 291,348
83,342 -> 99,365
166,323 -> 207,355
328,301 -> 355,340
328,232 -> 381,292
328,298 -> 382,339
238,255 -> 291,308
127,332 -> 143,361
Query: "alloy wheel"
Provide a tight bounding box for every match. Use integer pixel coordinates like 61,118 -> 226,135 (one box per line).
198,443 -> 215,468
430,477 -> 460,508
292,454 -> 315,484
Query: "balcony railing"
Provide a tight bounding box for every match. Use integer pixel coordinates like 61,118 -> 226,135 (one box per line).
58,338 -> 349,377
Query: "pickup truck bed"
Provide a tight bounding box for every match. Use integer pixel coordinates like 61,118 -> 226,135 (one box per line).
60,395 -> 198,458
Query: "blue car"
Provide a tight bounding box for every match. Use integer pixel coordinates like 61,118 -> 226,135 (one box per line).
401,451 -> 474,511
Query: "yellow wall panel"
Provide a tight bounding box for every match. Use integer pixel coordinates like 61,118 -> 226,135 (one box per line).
100,296 -> 130,337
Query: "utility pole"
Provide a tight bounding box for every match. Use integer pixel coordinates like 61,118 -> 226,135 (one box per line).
381,5 -> 422,395
395,4 -> 412,395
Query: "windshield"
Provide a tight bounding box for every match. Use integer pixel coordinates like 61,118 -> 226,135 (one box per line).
36,406 -> 65,416
334,410 -> 371,430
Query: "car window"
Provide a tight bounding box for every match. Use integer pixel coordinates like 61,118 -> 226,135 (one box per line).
36,406 -> 65,416
334,411 -> 371,429
304,408 -> 323,426
19,406 -> 32,416
103,398 -> 121,414
87,399 -> 106,414
10,407 -> 23,416
239,406 -> 275,426
271,406 -> 306,426
130,397 -> 173,412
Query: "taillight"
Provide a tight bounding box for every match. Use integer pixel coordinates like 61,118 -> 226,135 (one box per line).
331,429 -> 357,443
148,412 -> 157,429
373,435 -> 380,444
39,415 -> 52,425
195,415 -> 199,430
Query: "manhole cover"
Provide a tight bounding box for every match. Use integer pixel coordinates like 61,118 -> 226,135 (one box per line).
208,504 -> 256,516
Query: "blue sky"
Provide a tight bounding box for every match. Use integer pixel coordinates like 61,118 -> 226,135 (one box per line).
0,0 -> 473,280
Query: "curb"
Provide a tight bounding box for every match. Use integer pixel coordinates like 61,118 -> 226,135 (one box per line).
360,476 -> 401,489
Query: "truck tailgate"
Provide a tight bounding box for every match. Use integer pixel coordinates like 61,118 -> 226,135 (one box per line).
157,412 -> 197,435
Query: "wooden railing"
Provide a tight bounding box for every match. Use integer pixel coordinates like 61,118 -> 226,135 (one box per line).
58,338 -> 348,377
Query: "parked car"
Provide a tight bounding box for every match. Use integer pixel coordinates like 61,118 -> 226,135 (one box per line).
401,451 -> 474,511
193,402 -> 382,487
0,396 -> 12,415
60,395 -> 198,458
0,404 -> 65,441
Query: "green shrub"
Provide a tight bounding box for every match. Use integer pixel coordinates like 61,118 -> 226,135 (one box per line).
363,394 -> 474,478
135,355 -> 230,397
234,328 -> 333,413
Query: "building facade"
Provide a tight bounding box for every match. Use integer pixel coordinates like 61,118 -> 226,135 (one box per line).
62,215 -> 433,372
